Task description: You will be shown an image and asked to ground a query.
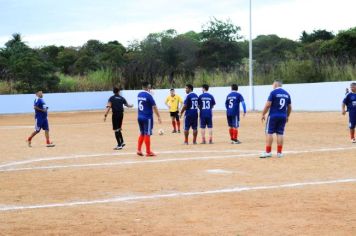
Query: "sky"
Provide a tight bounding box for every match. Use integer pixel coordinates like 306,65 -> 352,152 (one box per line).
0,0 -> 355,48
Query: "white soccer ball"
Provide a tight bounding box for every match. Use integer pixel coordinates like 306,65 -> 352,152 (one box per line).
158,129 -> 164,135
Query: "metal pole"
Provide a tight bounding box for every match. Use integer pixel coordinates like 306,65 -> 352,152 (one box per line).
249,0 -> 254,111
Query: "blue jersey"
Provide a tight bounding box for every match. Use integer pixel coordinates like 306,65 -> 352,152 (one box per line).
34,98 -> 48,120
184,92 -> 199,117
268,88 -> 291,118
198,92 -> 216,118
225,92 -> 244,117
343,92 -> 356,115
137,91 -> 156,119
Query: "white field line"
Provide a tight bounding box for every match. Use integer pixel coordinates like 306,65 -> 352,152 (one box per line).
0,154 -> 257,172
0,178 -> 355,212
0,149 -> 259,169
1,146 -> 356,173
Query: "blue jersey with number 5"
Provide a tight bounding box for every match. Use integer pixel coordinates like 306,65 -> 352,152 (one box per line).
268,88 -> 291,118
137,91 -> 156,119
184,92 -> 199,116
198,93 -> 216,118
225,92 -> 244,117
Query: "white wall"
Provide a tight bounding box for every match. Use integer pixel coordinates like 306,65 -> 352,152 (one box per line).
0,81 -> 352,114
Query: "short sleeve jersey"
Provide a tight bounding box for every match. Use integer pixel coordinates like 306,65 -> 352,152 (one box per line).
225,91 -> 244,117
343,92 -> 356,115
198,92 -> 216,118
34,98 -> 47,119
137,91 -> 156,118
184,92 -> 199,116
268,88 -> 291,118
165,94 -> 183,112
109,95 -> 128,113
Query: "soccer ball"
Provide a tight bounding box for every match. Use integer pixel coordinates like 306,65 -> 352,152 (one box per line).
158,129 -> 164,135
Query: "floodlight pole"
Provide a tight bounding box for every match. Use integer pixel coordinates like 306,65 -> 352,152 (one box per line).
249,0 -> 255,111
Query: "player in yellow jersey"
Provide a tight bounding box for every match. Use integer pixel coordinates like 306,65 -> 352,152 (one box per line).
165,88 -> 183,133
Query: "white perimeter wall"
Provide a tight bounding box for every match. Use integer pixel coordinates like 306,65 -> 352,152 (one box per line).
0,81 -> 352,114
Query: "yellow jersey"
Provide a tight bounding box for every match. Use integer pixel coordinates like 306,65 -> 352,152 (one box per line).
165,95 -> 183,112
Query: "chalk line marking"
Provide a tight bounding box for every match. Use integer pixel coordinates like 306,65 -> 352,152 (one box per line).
1,146 -> 355,172
1,145 -> 356,173
0,154 -> 257,172
0,178 -> 355,212
206,169 -> 234,174
0,149 -> 259,169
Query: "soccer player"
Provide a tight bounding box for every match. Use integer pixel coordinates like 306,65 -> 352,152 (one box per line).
198,84 -> 216,144
260,80 -> 292,158
342,82 -> 356,143
165,88 -> 183,133
104,87 -> 133,150
26,91 -> 55,147
137,82 -> 162,156
225,84 -> 246,144
180,84 -> 199,145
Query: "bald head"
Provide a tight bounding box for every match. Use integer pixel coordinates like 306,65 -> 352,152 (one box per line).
273,80 -> 283,89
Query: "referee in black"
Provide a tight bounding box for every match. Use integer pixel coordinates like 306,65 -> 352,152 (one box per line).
104,87 -> 133,150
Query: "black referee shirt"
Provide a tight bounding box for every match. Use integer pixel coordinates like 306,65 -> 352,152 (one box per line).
109,95 -> 128,113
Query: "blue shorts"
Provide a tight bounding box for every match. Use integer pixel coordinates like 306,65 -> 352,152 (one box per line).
200,116 -> 213,128
138,116 -> 153,135
35,118 -> 49,132
227,115 -> 239,128
184,115 -> 198,131
266,116 -> 287,135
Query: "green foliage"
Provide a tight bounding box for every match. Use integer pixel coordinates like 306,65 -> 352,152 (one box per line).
300,30 -> 335,44
0,22 -> 355,94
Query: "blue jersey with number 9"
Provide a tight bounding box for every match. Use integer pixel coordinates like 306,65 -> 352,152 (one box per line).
137,91 -> 156,119
184,92 -> 199,116
268,88 -> 291,118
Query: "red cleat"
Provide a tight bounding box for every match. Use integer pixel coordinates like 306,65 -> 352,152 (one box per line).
137,151 -> 144,156
146,152 -> 156,157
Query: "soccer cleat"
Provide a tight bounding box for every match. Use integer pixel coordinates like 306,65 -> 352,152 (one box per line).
183,142 -> 188,145
277,153 -> 284,158
27,140 -> 32,147
137,151 -> 144,156
146,152 -> 156,157
193,142 -> 197,145
113,145 -> 123,150
352,138 -> 356,143
172,130 -> 177,133
177,130 -> 181,133
121,143 -> 126,148
209,140 -> 213,144
201,140 -> 206,144
231,139 -> 241,144
260,152 -> 272,158
46,143 -> 55,147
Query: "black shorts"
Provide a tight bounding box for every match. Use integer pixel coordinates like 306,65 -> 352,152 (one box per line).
170,111 -> 179,120
112,113 -> 124,130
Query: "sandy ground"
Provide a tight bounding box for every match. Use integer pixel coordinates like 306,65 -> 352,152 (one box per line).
0,110 -> 355,235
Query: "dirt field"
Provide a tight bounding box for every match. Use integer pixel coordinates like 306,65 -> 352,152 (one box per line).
0,110 -> 355,235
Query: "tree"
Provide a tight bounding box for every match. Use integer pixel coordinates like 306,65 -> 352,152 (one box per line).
300,30 -> 335,44
201,18 -> 241,42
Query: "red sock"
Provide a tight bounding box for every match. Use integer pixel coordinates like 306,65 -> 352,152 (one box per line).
229,128 -> 233,139
277,145 -> 283,153
28,137 -> 32,141
177,121 -> 181,130
172,121 -> 177,131
233,129 -> 238,140
184,136 -> 188,143
144,135 -> 151,153
137,135 -> 144,151
351,130 -> 355,139
266,146 -> 272,153
46,138 -> 51,144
